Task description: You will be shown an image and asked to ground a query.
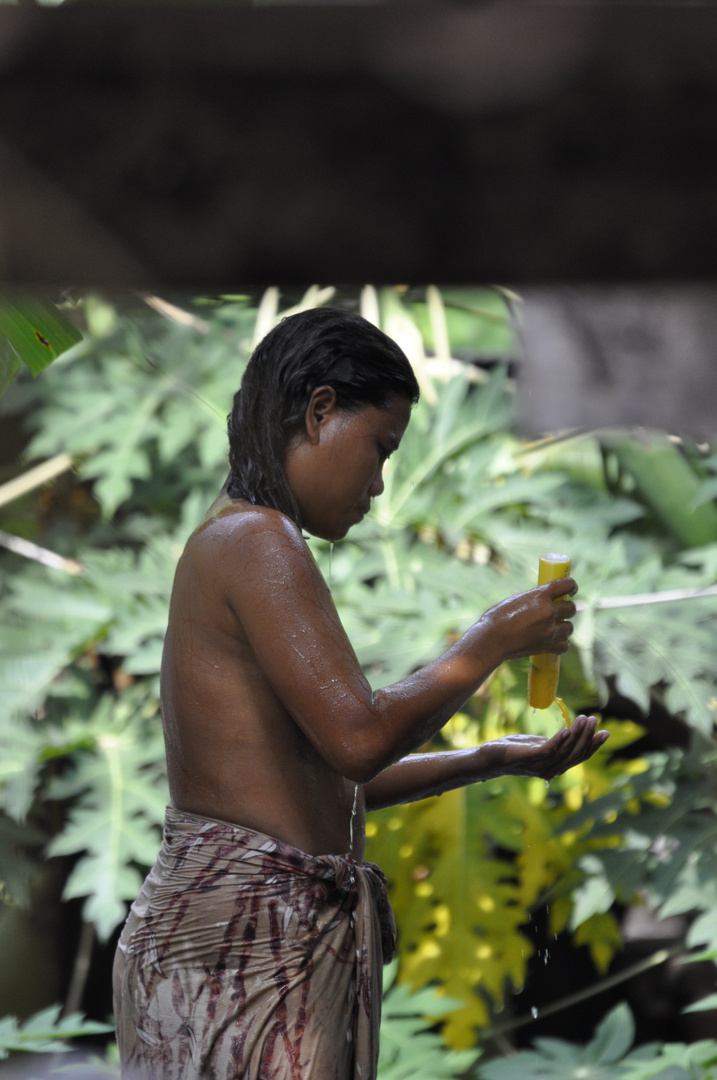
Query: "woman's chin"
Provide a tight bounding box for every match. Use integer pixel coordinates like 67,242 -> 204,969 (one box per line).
305,522 -> 350,543
302,508 -> 363,543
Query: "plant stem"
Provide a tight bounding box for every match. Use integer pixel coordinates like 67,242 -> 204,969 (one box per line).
577,585 -> 717,611
63,919 -> 95,1017
138,293 -> 210,333
0,453 -> 73,509
0,529 -> 83,573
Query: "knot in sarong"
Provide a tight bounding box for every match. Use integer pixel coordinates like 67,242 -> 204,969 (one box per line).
321,853 -> 396,965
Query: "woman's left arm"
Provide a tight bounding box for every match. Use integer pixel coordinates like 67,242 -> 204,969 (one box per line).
363,714 -> 609,810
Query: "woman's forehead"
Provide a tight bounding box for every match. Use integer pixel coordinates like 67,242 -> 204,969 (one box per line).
384,395 -> 412,443
351,395 -> 411,442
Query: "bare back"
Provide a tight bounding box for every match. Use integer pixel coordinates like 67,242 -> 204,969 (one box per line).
160,496 -> 365,858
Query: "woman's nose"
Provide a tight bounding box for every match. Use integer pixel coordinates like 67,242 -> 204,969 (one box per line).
369,468 -> 385,497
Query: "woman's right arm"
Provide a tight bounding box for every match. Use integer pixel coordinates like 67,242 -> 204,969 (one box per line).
215,508 -> 576,783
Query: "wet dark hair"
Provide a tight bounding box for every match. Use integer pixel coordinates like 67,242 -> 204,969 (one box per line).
227,307 -> 420,523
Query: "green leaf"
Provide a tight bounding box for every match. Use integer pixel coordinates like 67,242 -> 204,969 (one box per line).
0,571 -> 112,755
586,1003 -> 635,1065
0,1005 -> 112,1059
45,693 -> 168,941
53,1052 -> 122,1077
378,965 -> 480,1079
621,1040 -> 717,1080
0,298 -> 82,376
0,337 -> 21,397
693,476 -> 717,510
569,861 -> 616,930
368,777 -> 555,1047
478,1004 -> 641,1080
683,993 -> 717,1014
605,433 -> 717,548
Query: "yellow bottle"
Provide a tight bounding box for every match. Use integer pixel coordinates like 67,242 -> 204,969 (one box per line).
528,553 -> 572,711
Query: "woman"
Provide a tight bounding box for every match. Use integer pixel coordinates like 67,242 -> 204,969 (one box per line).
113,308 -> 608,1080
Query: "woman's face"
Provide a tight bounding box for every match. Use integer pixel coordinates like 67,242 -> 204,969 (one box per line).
285,391 -> 412,542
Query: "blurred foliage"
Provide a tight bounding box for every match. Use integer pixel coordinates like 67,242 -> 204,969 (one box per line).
377,961 -> 480,1079
478,1001 -> 717,1080
0,286 -> 716,1063
0,1005 -> 112,1060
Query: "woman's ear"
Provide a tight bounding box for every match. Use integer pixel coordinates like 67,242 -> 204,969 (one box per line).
304,385 -> 338,444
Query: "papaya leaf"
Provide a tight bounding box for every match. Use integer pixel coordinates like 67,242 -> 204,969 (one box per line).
477,1003 -> 645,1080
620,1040 -> 717,1080
0,1005 -> 112,1059
378,962 -> 480,1079
0,714 -> 47,821
0,569 -> 112,726
45,694 -> 168,941
368,785 -> 532,1047
605,433 -> 717,549
586,1001 -> 635,1065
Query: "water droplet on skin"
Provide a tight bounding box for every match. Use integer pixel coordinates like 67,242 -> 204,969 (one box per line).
545,779 -> 550,789
531,1006 -> 538,1019
328,542 -> 334,593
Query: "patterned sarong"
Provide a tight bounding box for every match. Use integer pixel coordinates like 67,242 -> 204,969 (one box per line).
113,805 -> 396,1080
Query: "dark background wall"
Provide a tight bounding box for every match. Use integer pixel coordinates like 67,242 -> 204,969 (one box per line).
2,2 -> 717,289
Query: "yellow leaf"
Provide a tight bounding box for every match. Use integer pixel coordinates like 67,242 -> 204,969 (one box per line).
368,786 -> 531,1048
573,911 -> 623,974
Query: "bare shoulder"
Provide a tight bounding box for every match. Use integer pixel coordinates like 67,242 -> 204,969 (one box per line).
190,498 -> 304,557
184,499 -> 320,594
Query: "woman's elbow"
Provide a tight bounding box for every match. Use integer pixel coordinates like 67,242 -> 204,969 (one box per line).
330,737 -> 390,785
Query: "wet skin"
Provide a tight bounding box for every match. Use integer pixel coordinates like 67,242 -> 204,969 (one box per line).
161,388 -> 609,860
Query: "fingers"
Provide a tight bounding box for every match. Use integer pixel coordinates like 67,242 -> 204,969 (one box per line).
567,714 -> 598,757
554,597 -> 577,620
486,576 -> 578,661
541,715 -> 609,779
551,618 -> 574,653
542,581 -> 577,655
543,576 -> 577,600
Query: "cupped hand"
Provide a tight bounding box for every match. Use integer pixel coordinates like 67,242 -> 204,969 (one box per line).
479,577 -> 577,663
477,715 -> 609,781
